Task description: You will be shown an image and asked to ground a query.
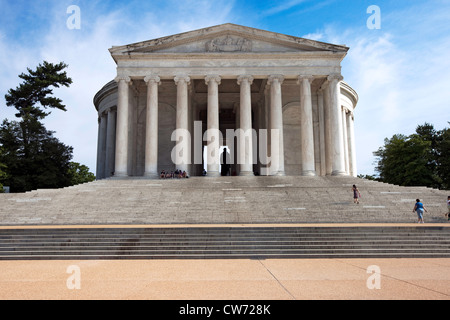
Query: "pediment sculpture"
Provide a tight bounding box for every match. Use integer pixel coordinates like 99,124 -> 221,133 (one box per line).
206,36 -> 252,52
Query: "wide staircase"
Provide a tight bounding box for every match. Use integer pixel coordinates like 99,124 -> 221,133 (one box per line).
0,226 -> 449,260
0,176 -> 448,260
0,176 -> 448,225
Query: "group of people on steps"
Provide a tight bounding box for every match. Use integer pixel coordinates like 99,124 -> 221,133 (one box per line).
351,185 -> 450,223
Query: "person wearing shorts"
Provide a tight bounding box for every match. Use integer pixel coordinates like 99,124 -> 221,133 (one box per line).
413,199 -> 428,223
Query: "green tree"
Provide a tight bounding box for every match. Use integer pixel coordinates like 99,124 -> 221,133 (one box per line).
68,162 -> 96,186
0,61 -> 76,192
436,125 -> 450,189
374,134 -> 429,186
5,61 -> 72,119
0,147 -> 7,192
0,119 -> 73,192
374,123 -> 447,189
357,174 -> 379,181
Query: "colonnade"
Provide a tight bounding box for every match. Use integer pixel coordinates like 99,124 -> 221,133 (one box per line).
96,73 -> 357,179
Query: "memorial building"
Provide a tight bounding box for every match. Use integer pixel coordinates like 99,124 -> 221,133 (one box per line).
94,23 -> 358,179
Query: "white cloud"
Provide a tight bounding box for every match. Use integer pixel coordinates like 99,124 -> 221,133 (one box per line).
262,0 -> 307,16
312,5 -> 450,175
345,34 -> 406,175
301,32 -> 323,41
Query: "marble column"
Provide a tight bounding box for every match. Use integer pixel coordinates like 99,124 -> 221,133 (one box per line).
268,74 -> 285,176
237,75 -> 254,176
96,118 -> 101,179
298,75 -> 316,176
144,75 -> 161,178
261,86 -> 271,176
327,74 -> 346,176
322,82 -> 332,175
174,75 -> 191,173
233,102 -> 240,176
317,89 -> 326,176
97,113 -> 107,179
347,112 -> 357,177
205,75 -> 221,177
342,108 -> 349,175
105,108 -> 116,178
114,75 -> 132,177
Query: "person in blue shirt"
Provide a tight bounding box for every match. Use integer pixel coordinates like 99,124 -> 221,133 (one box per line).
413,199 -> 428,223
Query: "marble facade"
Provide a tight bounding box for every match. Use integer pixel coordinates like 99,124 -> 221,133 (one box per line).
94,23 -> 358,179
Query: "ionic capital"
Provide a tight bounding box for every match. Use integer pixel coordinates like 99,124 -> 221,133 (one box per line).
237,75 -> 254,85
174,75 -> 191,86
114,75 -> 132,84
98,111 -> 108,121
327,74 -> 344,82
267,74 -> 284,85
144,75 -> 161,85
108,106 -> 117,113
205,74 -> 222,86
297,75 -> 314,84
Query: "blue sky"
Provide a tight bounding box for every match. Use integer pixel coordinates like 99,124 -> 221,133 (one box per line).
1,0 -> 449,176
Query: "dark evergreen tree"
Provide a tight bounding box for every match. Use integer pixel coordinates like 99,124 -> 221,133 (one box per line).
0,119 -> 73,192
0,61 -> 93,192
5,61 -> 72,119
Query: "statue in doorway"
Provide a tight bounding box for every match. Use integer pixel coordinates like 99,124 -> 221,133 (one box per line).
221,148 -> 231,176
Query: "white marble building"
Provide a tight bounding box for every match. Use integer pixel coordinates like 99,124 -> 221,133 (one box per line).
94,23 -> 358,179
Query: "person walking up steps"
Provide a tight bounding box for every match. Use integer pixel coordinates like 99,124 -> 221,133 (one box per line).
413,199 -> 428,223
446,196 -> 450,222
352,185 -> 361,204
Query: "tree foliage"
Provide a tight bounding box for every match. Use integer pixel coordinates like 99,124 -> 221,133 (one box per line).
68,162 -> 96,186
374,123 -> 449,189
5,61 -> 72,119
436,124 -> 450,189
0,61 -> 95,193
0,119 -> 73,192
0,147 -> 7,192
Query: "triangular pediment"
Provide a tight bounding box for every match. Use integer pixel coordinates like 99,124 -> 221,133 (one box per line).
109,23 -> 348,57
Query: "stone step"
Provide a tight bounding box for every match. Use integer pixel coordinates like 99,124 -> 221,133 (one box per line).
1,176 -> 448,225
0,226 -> 448,260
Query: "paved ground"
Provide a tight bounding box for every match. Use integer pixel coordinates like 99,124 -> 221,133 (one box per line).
1,224 -> 449,301
2,178 -> 448,301
1,257 -> 449,300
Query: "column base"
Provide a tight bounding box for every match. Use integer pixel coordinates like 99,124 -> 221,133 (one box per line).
302,170 -> 317,176
113,171 -> 128,178
144,172 -> 159,179
207,171 -> 220,177
110,173 -> 129,180
239,171 -> 254,176
331,170 -> 347,176
272,171 -> 285,176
